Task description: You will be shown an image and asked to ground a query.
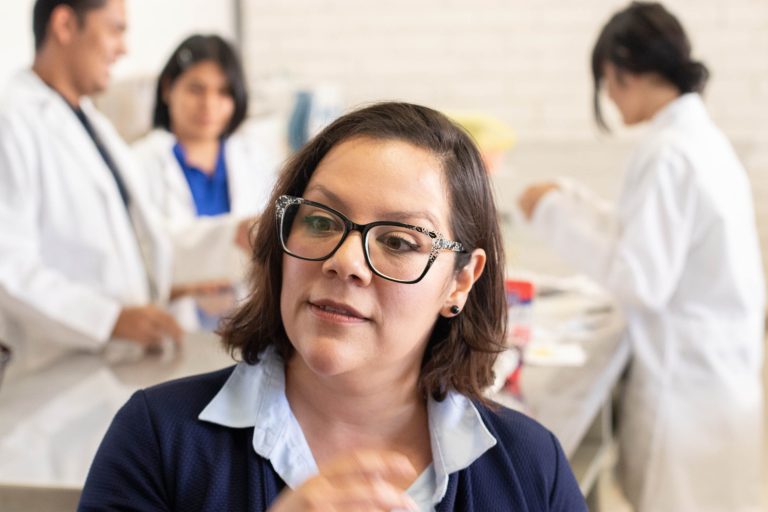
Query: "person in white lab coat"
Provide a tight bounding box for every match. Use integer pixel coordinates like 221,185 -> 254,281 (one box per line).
132,34 -> 281,329
0,0 -> 186,379
519,3 -> 765,511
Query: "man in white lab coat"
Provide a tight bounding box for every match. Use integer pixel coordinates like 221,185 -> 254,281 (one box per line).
0,0 -> 184,380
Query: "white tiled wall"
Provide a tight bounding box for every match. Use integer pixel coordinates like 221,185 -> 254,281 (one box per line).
240,0 -> 768,287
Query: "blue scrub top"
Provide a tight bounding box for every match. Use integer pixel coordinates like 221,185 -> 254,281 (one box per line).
173,141 -> 231,216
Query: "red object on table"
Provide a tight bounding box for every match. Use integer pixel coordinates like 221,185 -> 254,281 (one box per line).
505,279 -> 535,302
505,279 -> 535,347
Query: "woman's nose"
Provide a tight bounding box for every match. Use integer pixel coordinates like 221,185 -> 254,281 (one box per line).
202,92 -> 217,111
321,231 -> 373,285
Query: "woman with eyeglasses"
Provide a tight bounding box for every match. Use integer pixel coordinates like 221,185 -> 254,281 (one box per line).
79,103 -> 586,511
133,34 -> 281,330
518,3 -> 764,511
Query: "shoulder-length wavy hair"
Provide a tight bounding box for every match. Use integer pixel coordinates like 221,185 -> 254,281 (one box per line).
152,34 -> 248,137
220,102 -> 507,403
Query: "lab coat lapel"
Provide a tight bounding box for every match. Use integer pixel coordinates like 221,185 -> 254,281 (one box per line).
42,97 -> 123,207
166,147 -> 197,214
224,135 -> 275,216
40,95 -> 149,295
31,76 -> 171,304
224,139 -> 245,214
83,103 -> 173,302
6,72 -> 115,204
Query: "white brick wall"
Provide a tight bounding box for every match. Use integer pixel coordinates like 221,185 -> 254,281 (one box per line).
0,0 -> 236,90
241,0 -> 768,287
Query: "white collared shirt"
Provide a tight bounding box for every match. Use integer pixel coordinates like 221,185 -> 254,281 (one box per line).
199,348 -> 497,509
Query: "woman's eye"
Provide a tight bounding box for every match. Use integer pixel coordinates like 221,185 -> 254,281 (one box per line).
378,233 -> 420,252
187,83 -> 204,94
303,215 -> 340,233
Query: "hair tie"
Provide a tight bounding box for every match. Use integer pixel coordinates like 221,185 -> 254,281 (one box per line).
177,48 -> 193,68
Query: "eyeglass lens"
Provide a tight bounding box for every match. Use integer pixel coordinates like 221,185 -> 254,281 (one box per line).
280,202 -> 435,282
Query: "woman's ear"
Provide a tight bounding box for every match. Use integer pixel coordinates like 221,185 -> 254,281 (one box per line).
442,248 -> 486,317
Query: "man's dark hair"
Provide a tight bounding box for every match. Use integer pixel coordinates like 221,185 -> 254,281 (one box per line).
33,0 -> 107,50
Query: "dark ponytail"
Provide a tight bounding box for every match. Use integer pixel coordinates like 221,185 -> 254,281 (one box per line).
674,60 -> 709,94
591,2 -> 709,130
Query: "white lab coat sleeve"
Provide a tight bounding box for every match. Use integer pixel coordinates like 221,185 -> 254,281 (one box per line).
530,147 -> 694,310
0,116 -> 121,347
552,177 -> 616,232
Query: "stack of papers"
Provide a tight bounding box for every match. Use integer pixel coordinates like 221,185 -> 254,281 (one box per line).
506,272 -> 619,368
525,341 -> 587,366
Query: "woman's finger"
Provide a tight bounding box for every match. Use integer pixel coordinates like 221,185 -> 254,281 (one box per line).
321,449 -> 417,485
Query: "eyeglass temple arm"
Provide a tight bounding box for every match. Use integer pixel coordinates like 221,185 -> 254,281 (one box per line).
436,239 -> 465,253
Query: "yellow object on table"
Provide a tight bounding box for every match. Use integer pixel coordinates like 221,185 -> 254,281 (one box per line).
446,111 -> 516,174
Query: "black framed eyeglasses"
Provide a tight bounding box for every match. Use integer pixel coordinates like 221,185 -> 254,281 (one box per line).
276,195 -> 466,284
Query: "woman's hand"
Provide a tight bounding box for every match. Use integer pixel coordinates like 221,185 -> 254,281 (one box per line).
268,449 -> 420,512
111,305 -> 184,347
518,182 -> 560,220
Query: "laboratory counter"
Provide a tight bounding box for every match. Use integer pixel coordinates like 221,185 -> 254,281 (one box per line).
0,282 -> 628,511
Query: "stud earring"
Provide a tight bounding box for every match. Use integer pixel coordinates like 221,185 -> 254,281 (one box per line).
450,305 -> 461,315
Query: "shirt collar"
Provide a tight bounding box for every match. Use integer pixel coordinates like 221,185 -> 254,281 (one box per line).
199,348 -> 497,501
426,389 -> 497,502
650,92 -> 707,130
199,348 -> 318,488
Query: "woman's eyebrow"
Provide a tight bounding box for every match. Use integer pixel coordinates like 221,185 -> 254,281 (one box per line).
306,185 -> 441,229
383,210 -> 440,229
304,184 -> 343,207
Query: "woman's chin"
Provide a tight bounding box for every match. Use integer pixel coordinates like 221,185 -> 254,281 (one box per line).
296,339 -> 363,377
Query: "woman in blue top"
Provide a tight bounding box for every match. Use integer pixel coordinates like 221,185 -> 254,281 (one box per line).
80,102 -> 586,511
134,35 -> 281,329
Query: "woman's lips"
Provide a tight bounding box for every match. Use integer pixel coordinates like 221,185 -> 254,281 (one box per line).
308,300 -> 369,323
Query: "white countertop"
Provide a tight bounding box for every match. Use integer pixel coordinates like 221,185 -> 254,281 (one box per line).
0,281 -> 627,490
0,332 -> 235,487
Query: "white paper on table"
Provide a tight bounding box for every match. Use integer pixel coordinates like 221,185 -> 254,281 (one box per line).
505,272 -> 617,369
524,341 -> 587,366
517,324 -> 587,367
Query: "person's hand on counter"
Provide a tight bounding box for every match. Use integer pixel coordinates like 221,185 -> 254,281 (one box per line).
518,182 -> 560,220
111,305 -> 184,348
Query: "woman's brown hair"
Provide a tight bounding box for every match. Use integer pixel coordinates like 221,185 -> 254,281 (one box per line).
220,102 -> 507,403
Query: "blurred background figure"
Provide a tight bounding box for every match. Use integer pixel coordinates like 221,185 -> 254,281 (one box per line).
518,2 -> 765,511
133,34 -> 281,331
0,0 -> 184,382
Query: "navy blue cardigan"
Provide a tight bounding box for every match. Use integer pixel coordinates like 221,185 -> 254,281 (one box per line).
78,366 -> 586,511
